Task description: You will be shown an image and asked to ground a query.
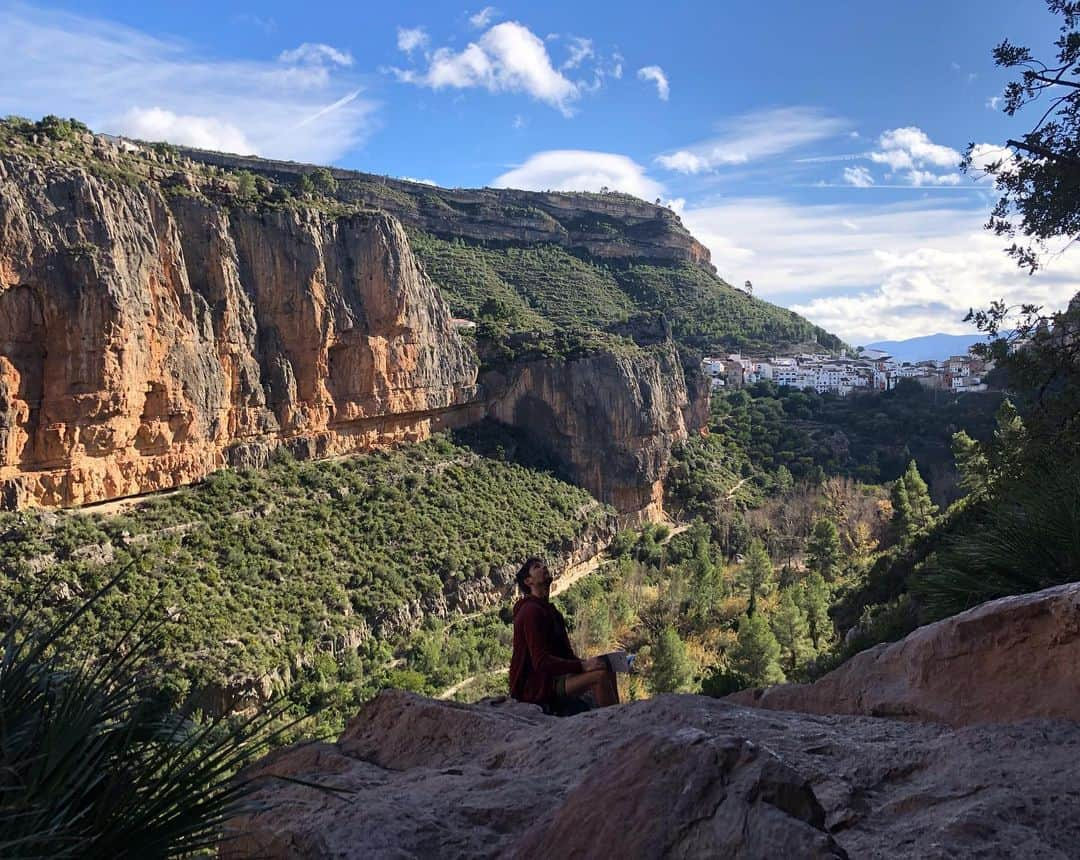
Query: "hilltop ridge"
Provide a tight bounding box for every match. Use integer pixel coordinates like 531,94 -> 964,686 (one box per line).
171,145 -> 714,270
160,137 -> 842,356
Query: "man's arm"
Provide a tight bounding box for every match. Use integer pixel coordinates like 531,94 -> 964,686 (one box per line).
517,604 -> 584,676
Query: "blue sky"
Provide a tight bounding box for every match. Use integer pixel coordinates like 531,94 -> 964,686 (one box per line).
2,0 -> 1076,343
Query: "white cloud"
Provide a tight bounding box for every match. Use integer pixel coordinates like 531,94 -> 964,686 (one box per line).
469,6 -> 499,29
399,176 -> 437,185
396,26 -> 429,55
986,95 -> 1003,110
656,107 -> 848,173
562,37 -> 594,70
492,150 -> 665,200
843,166 -> 874,187
906,169 -> 961,186
278,42 -> 353,66
966,142 -> 1017,180
120,108 -> 256,154
512,113 -> 526,129
392,21 -> 580,115
612,52 -> 624,79
637,65 -> 669,100
680,197 -> 1080,342
870,127 -> 959,170
864,127 -> 972,187
0,5 -> 376,163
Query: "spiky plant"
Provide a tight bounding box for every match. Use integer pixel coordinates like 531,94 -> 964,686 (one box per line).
913,456 -> 1080,620
0,568 -> 308,858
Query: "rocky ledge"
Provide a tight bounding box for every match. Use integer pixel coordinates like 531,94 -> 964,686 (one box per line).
221,582 -> 1080,858
727,581 -> 1080,726
222,690 -> 1079,859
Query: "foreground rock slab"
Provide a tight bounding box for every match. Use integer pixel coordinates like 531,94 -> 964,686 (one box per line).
221,690 -> 1080,859
729,581 -> 1080,726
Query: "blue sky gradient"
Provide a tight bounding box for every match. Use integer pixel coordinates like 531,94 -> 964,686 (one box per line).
1,1 -> 1075,343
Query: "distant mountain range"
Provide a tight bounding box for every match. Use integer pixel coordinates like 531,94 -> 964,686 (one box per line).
862,333 -> 985,364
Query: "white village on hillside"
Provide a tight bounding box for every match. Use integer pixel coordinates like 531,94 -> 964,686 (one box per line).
703,348 -> 993,397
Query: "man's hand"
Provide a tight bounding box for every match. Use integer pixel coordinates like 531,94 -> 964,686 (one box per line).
582,656 -> 607,672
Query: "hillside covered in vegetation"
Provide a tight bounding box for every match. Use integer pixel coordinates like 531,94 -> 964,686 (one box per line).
0,429 -> 613,737
406,231 -> 837,355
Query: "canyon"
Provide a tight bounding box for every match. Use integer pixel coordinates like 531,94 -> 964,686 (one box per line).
0,134 -> 707,515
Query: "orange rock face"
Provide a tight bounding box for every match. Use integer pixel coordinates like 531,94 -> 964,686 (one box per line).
0,148 -> 700,516
0,157 -> 477,507
728,581 -> 1080,726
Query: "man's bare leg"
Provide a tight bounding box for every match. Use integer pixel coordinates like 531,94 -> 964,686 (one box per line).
562,668 -> 620,707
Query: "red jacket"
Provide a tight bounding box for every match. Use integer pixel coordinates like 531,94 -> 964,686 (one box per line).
509,595 -> 583,705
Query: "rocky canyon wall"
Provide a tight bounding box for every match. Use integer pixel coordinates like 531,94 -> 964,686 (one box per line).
0,138 -> 699,516
483,342 -> 689,523
0,152 -> 478,507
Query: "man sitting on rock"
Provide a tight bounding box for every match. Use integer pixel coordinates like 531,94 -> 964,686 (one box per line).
509,557 -> 619,715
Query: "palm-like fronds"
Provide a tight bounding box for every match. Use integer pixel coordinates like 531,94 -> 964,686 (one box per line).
0,568 -> 306,858
914,457 -> 1080,619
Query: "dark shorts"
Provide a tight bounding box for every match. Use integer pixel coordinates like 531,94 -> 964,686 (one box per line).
550,675 -> 592,717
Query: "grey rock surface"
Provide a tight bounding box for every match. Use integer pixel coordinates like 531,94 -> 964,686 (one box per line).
221,690 -> 1080,859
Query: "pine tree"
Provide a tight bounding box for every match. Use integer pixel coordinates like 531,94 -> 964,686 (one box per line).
889,477 -> 913,540
805,517 -> 842,581
891,460 -> 937,541
799,572 -> 832,650
729,613 -> 786,686
770,588 -> 814,673
688,538 -> 724,624
649,626 -> 695,694
903,460 -> 936,530
775,465 -> 794,495
737,539 -> 774,614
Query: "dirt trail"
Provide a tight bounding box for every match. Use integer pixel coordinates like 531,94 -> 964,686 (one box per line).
71,488 -> 185,517
550,553 -> 610,597
551,521 -> 689,597
726,477 -> 750,499
437,668 -> 503,701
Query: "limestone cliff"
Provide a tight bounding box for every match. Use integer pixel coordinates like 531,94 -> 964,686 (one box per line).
0,148 -> 478,507
484,343 -> 688,522
0,134 -> 697,515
